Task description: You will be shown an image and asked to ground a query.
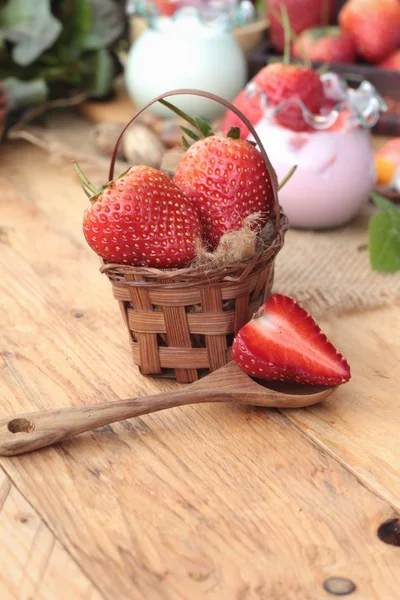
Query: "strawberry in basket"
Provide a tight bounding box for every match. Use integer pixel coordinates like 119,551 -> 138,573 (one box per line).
173,127 -> 278,250
77,99 -> 281,263
75,164 -> 202,268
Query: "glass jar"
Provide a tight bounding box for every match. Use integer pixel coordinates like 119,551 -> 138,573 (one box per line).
125,5 -> 248,119
247,74 -> 386,229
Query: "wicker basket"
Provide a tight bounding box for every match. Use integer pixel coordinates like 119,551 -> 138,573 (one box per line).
100,89 -> 289,383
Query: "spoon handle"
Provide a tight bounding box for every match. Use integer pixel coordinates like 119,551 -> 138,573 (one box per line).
0,389 -> 223,457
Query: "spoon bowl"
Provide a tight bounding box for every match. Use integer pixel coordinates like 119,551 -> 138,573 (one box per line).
0,361 -> 337,456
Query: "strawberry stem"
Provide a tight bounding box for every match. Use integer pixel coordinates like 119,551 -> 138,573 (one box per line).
321,0 -> 329,28
278,165 -> 297,191
73,162 -> 98,196
267,4 -> 312,68
281,5 -> 291,65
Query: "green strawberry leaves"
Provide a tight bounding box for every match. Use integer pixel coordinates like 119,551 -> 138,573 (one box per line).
227,127 -> 241,140
158,98 -> 215,148
306,26 -> 342,40
278,165 -> 297,190
194,116 -> 213,138
181,126 -> 200,142
369,193 -> 400,273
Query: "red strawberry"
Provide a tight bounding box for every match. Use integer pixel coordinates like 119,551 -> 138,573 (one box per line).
268,0 -> 334,53
173,135 -> 276,249
220,87 -> 264,140
292,26 -> 357,64
79,165 -> 202,268
232,294 -> 351,385
222,63 -> 324,134
378,49 -> 400,70
339,0 -> 400,63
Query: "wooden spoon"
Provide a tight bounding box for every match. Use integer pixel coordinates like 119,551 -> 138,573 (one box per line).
0,361 -> 337,456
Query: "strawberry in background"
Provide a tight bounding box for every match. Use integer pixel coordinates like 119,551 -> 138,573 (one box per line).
152,0 -> 178,16
378,49 -> 400,71
222,62 -> 324,135
292,26 -> 357,64
267,0 -> 334,53
339,0 -> 400,63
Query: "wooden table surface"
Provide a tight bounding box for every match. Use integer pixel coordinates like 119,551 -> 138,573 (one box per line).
0,134 -> 399,600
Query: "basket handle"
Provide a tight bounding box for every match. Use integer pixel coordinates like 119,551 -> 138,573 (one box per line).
109,89 -> 280,230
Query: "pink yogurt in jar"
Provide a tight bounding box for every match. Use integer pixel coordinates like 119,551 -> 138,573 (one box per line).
253,114 -> 376,229
244,74 -> 386,229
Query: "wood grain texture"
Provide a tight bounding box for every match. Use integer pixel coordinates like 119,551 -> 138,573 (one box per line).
0,362 -> 335,456
0,469 -> 103,600
0,143 -> 399,599
283,307 -> 400,511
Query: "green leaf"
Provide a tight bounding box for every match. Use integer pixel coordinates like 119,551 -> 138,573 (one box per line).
0,0 -> 62,66
3,76 -> 48,110
278,165 -> 297,190
227,127 -> 241,140
54,0 -> 92,58
180,126 -> 199,141
86,49 -> 116,97
194,116 -> 213,138
370,192 -> 399,216
305,26 -> 342,40
83,0 -> 124,50
182,136 -> 190,150
369,212 -> 400,273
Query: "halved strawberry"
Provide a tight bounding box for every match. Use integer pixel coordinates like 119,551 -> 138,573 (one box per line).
232,294 -> 351,385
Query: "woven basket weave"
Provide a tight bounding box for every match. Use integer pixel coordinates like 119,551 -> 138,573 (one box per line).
100,89 -> 289,383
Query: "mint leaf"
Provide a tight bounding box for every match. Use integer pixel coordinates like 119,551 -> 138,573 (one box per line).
369,212 -> 400,273
370,192 -> 399,216
227,126 -> 241,140
368,192 -> 400,273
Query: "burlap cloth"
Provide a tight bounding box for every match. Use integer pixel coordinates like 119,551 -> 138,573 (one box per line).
10,112 -> 400,318
273,212 -> 400,317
